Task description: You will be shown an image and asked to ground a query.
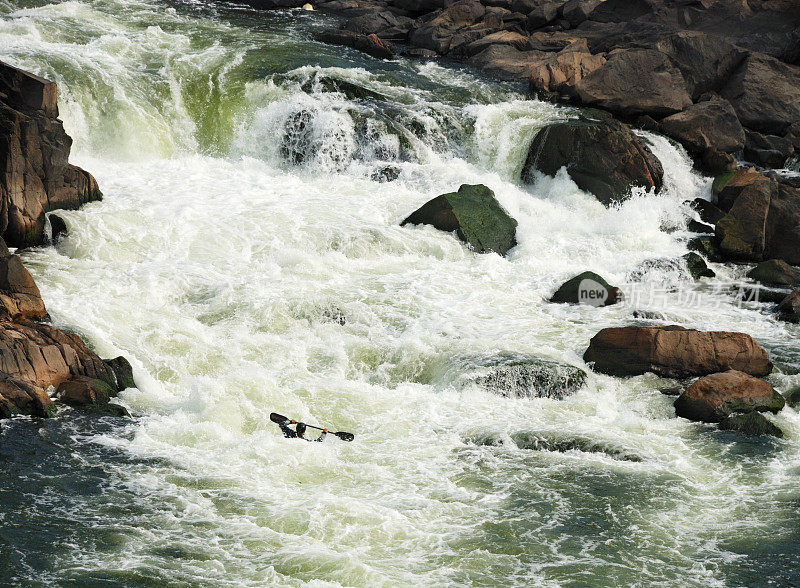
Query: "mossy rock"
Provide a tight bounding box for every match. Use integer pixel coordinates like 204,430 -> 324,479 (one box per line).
719,412 -> 783,438
747,259 -> 800,287
401,184 -> 518,256
783,386 -> 800,407
103,356 -> 136,391
683,252 -> 715,280
687,236 -> 723,262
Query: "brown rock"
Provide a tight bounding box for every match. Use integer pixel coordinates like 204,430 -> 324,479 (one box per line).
573,49 -> 693,117
0,253 -> 47,320
529,46 -> 606,98
57,376 -> 116,408
674,370 -> 785,423
0,375 -> 50,418
408,0 -> 487,54
315,30 -> 395,59
583,325 -> 773,378
0,61 -> 102,248
659,100 -> 745,154
469,44 -> 546,80
776,289 -> 800,323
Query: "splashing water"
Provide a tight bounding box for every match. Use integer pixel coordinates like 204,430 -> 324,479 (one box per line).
1,0 -> 800,586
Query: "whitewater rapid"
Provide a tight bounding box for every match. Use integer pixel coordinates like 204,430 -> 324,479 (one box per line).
2,0 -> 800,585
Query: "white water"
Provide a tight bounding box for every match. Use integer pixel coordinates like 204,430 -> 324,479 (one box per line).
3,0 -> 800,585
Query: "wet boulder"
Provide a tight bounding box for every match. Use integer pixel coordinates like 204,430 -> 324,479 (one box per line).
521,118 -> 663,205
658,99 -> 745,154
712,167 -> 767,213
0,61 -> 102,247
549,271 -> 621,306
0,375 -> 51,419
583,325 -> 773,378
743,129 -> 795,168
408,0 -> 487,55
57,376 -> 117,410
401,184 -> 518,256
462,353 -> 588,400
687,235 -> 722,262
315,30 -> 395,59
683,252 -> 715,280
572,49 -> 692,117
776,289 -> 800,323
674,370 -> 785,423
689,198 -> 726,226
103,356 -> 136,391
719,411 -> 783,438
746,259 -> 800,288
528,43 -> 606,99
0,249 -> 47,320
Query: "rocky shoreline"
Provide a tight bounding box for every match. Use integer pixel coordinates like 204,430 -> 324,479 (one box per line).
260,0 -> 800,173
0,60 -> 134,418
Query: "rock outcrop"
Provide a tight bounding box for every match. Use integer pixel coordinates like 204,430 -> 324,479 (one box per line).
0,60 -> 102,247
521,118 -> 663,205
401,184 -> 518,256
674,370 -> 785,423
583,325 -> 773,378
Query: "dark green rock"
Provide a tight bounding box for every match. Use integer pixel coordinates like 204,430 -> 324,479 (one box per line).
103,356 -> 136,392
464,353 -> 588,400
683,252 -> 715,280
687,219 -> 714,234
550,271 -> 622,306
776,290 -> 800,323
784,386 -> 800,407
747,259 -> 800,287
48,214 -> 67,242
689,198 -> 726,225
687,236 -> 723,262
401,184 -> 518,256
719,412 -> 783,438
521,118 -> 663,205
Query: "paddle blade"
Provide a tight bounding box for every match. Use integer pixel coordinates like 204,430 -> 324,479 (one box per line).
335,431 -> 354,442
270,412 -> 288,424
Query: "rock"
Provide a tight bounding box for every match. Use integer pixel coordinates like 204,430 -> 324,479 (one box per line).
528,46 -> 606,99
687,219 -> 714,234
57,376 -> 117,409
315,30 -> 395,59
0,61 -> 102,247
784,386 -> 800,407
0,252 -> 47,320
0,318 -> 116,390
687,235 -> 722,262
48,213 -> 67,242
521,118 -> 663,205
699,149 -> 737,176
573,49 -> 693,117
776,289 -> 800,323
526,2 -> 561,30
583,325 -> 773,378
464,30 -> 530,57
746,259 -> 800,287
561,0 -> 602,27
683,252 -> 715,280
103,356 -> 136,392
674,370 -> 785,423
393,0 -> 448,15
0,375 -> 50,418
342,10 -> 414,42
469,44 -> 547,80
401,184 -> 518,256
549,271 -> 621,306
719,411 -> 783,438
720,52 -> 800,136
713,168 -> 767,212
464,353 -> 587,399
743,129 -> 795,168
408,0 -> 487,54
659,100 -> 745,154
689,198 -> 726,225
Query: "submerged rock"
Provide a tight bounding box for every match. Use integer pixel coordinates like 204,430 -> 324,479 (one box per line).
464,353 -> 587,400
683,252 -> 715,280
549,271 -> 621,307
719,411 -> 783,438
674,370 -> 785,423
687,235 -> 723,263
401,184 -> 518,256
584,325 -> 773,378
776,290 -> 800,323
522,118 -> 663,205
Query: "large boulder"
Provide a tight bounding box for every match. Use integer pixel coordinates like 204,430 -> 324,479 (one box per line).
521,118 -> 663,205
315,30 -> 395,59
0,248 -> 47,320
572,49 -> 693,117
674,370 -> 785,423
469,44 -> 547,81
743,129 -> 796,168
719,411 -> 783,438
104,355 -> 136,391
719,53 -> 800,136
776,289 -> 800,323
0,374 -> 50,418
0,61 -> 102,247
549,271 -> 621,306
461,353 -> 587,400
528,43 -> 606,99
746,259 -> 800,287
583,325 -> 773,378
408,0 -> 487,55
715,175 -> 800,264
342,11 -> 414,42
57,376 -> 117,409
658,100 -> 745,154
401,184 -> 518,255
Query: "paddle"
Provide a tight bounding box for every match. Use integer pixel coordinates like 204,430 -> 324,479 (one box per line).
270,412 -> 355,442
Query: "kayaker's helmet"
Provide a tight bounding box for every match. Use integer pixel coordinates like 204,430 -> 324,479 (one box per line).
296,422 -> 307,437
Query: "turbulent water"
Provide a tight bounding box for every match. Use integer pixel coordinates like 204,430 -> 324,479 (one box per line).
2,0 -> 800,585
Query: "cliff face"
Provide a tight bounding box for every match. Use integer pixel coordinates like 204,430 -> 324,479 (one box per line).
0,61 -> 101,248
